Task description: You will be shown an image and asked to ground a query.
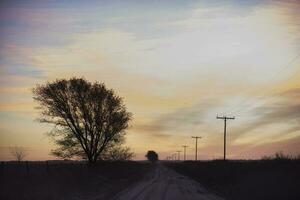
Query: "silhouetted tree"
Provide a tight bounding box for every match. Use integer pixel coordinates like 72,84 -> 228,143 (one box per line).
33,78 -> 132,164
101,145 -> 134,161
146,150 -> 158,162
10,146 -> 27,162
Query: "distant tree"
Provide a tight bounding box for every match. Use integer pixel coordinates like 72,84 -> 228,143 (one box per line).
101,145 -> 134,161
33,78 -> 132,164
10,146 -> 27,162
145,150 -> 158,162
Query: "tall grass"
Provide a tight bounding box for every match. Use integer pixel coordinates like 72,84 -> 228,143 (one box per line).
261,151 -> 300,161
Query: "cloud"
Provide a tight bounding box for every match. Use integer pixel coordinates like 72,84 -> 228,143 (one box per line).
231,87 -> 300,144
0,44 -> 45,85
132,99 -> 221,135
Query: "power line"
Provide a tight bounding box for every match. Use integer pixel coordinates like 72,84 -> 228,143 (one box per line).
216,115 -> 235,160
191,136 -> 202,161
176,151 -> 181,161
172,153 -> 177,161
182,145 -> 188,161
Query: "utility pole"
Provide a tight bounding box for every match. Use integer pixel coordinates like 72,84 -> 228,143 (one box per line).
182,145 -> 188,161
216,115 -> 235,161
176,151 -> 181,161
173,153 -> 177,161
191,136 -> 202,161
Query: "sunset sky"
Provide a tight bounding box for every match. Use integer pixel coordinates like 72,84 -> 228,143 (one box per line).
1,0 -> 300,160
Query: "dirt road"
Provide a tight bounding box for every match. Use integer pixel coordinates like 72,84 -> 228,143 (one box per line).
112,163 -> 224,200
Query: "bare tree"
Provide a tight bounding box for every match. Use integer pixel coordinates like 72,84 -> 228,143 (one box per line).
101,145 -> 134,161
10,146 -> 27,162
33,78 -> 132,164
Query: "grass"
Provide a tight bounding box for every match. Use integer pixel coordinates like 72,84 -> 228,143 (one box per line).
166,156 -> 300,200
0,160 -> 150,200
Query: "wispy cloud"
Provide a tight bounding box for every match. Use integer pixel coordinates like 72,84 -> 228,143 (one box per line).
133,99 -> 220,134
232,87 -> 300,144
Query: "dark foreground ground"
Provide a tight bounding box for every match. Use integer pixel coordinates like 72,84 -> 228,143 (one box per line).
166,159 -> 300,200
0,160 -> 150,200
112,163 -> 223,200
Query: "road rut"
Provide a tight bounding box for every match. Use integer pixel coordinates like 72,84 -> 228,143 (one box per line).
112,164 -> 224,200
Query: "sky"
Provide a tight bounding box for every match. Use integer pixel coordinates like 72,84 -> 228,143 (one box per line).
0,0 -> 300,160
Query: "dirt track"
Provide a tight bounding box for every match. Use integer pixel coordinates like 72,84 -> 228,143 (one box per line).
112,163 -> 223,200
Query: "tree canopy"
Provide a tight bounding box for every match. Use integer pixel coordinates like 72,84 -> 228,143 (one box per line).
33,77 -> 132,163
146,150 -> 158,162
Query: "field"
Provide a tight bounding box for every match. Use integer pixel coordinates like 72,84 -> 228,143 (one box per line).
166,159 -> 300,200
2,159 -> 299,200
0,161 -> 150,200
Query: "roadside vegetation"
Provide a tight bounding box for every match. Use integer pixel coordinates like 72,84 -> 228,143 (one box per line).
0,160 -> 149,200
166,153 -> 300,200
